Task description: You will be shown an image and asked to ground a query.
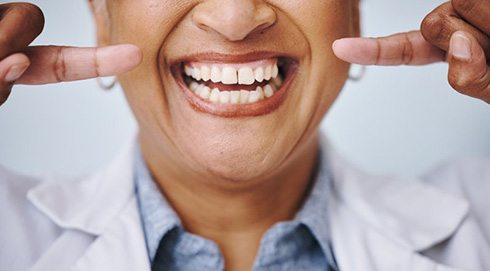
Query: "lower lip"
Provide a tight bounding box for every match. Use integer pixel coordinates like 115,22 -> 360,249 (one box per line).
172,62 -> 298,118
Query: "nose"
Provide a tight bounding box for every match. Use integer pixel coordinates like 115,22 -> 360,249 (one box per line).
192,0 -> 277,41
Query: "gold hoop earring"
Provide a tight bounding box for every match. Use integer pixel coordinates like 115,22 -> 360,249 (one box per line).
96,76 -> 117,90
348,64 -> 367,82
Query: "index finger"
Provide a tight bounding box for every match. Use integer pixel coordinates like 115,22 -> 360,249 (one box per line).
17,44 -> 142,85
332,31 -> 446,66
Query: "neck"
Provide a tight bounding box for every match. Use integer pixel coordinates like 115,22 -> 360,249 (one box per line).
140,133 -> 319,270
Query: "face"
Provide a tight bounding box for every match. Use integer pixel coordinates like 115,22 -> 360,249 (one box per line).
91,0 -> 359,182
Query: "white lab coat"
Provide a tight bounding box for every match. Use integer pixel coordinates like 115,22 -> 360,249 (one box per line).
0,134 -> 489,271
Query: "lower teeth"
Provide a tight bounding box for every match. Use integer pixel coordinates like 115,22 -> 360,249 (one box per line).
187,75 -> 283,105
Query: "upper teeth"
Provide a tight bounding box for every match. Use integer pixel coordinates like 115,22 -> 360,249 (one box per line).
184,62 -> 280,85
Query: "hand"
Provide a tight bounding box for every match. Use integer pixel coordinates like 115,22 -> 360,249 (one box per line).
0,2 -> 142,106
332,0 -> 490,104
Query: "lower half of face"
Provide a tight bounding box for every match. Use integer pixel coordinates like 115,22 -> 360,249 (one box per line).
106,0 -> 356,182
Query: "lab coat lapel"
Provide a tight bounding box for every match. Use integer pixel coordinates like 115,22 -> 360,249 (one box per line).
28,133 -> 150,271
30,230 -> 96,271
27,136 -> 137,236
322,136 -> 469,271
329,194 -> 466,271
72,197 -> 151,271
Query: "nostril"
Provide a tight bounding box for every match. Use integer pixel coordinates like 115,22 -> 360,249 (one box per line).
253,22 -> 275,35
253,6 -> 277,32
192,1 -> 277,41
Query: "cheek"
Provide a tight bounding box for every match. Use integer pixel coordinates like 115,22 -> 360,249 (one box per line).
277,1 -> 354,37
285,1 -> 352,114
105,1 -> 194,130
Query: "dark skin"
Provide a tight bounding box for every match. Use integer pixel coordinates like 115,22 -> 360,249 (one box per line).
0,2 -> 141,105
0,1 -> 488,105
333,0 -> 490,103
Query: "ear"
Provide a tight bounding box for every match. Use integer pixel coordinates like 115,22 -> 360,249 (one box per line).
351,0 -> 361,37
87,0 -> 111,47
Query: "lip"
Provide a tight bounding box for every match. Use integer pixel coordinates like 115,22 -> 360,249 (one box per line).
170,52 -> 298,118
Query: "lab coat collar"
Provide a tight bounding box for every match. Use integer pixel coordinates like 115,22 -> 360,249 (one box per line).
321,135 -> 469,252
27,133 -> 138,236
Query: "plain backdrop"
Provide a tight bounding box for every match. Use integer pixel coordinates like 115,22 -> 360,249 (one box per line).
0,0 -> 489,178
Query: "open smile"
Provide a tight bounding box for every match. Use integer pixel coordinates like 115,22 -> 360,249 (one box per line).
171,52 -> 298,117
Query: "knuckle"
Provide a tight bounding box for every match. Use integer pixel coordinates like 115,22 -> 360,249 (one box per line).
0,3 -> 45,52
53,47 -> 67,82
451,0 -> 476,15
449,78 -> 470,93
17,3 -> 45,33
16,2 -> 42,17
401,34 -> 414,64
448,73 -> 470,92
421,12 -> 451,43
448,71 -> 489,95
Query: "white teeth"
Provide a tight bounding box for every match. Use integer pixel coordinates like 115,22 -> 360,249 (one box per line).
248,90 -> 261,103
264,66 -> 272,81
272,64 -> 279,78
187,82 -> 280,104
254,67 -> 264,82
194,84 -> 202,94
184,61 -> 285,104
240,90 -> 250,104
193,68 -> 202,81
219,91 -> 231,104
264,84 -> 274,98
256,86 -> 264,100
222,67 -> 238,84
230,91 -> 240,104
238,67 -> 255,85
185,66 -> 193,77
210,66 -> 221,83
198,86 -> 211,99
201,66 -> 211,82
189,81 -> 199,92
185,60 -> 281,85
210,88 -> 220,103
272,75 -> 282,88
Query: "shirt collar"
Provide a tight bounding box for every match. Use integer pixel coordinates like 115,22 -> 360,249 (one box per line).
295,147 -> 338,269
134,147 -> 182,262
134,140 -> 336,267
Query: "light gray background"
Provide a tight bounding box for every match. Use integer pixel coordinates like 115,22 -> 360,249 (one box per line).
0,0 -> 489,177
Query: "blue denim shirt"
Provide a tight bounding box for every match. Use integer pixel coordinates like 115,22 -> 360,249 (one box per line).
134,146 -> 338,271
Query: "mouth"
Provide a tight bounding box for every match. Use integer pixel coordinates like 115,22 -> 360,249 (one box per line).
171,52 -> 298,117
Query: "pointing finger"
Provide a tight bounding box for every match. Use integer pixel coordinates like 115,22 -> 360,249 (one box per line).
332,31 -> 445,66
447,31 -> 490,103
17,44 -> 142,85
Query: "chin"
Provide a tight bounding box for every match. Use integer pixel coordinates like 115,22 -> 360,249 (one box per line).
179,132 -> 288,183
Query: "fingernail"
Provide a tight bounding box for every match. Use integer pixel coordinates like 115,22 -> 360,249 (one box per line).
5,63 -> 29,82
450,32 -> 472,61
